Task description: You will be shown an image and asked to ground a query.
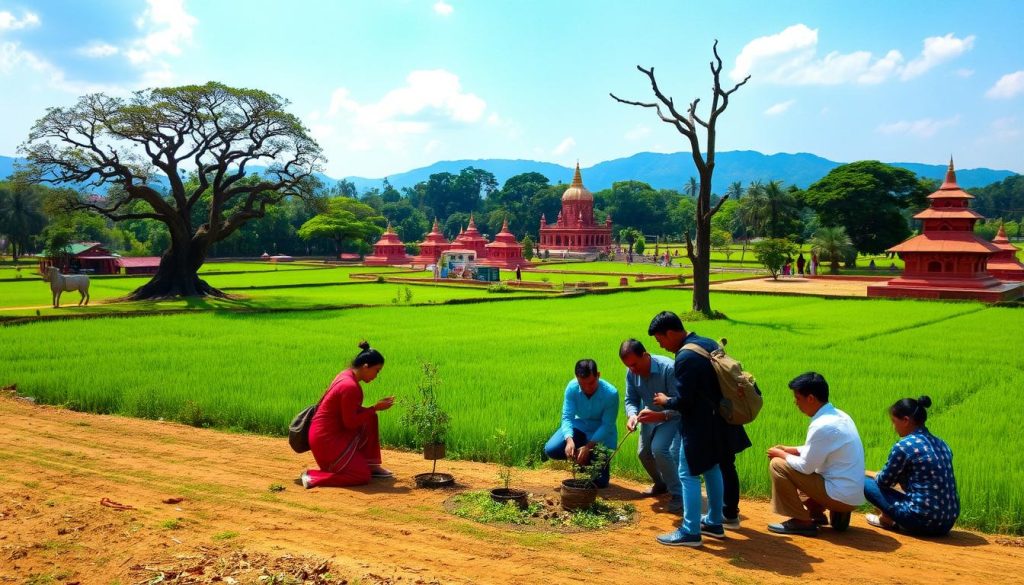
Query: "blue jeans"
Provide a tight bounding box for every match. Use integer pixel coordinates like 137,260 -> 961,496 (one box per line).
638,420 -> 681,498
863,477 -> 951,536
544,427 -> 610,488
677,443 -> 724,536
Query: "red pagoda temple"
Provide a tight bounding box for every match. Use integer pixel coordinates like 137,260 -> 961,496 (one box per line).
538,163 -> 613,253
451,214 -> 489,258
413,218 -> 453,265
988,224 -> 1024,281
867,159 -> 1024,302
482,218 -> 528,269
364,223 -> 412,266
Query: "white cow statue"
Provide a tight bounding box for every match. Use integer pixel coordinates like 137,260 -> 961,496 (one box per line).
43,266 -> 90,308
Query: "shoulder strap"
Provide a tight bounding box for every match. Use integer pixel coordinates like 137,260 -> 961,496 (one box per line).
682,342 -> 712,359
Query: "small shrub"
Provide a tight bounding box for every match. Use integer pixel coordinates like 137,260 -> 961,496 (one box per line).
160,519 -> 182,530
268,483 -> 285,493
212,530 -> 238,541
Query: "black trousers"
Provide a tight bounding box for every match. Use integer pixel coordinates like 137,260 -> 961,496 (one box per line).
720,451 -> 740,519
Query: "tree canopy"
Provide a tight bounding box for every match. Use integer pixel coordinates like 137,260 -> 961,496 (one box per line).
802,161 -> 929,255
298,197 -> 385,255
20,81 -> 323,299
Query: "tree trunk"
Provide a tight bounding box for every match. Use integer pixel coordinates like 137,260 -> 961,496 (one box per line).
689,176 -> 715,317
127,234 -> 223,300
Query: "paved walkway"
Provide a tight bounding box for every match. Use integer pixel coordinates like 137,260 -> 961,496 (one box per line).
710,276 -> 888,297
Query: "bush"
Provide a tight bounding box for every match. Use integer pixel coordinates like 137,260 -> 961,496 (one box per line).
753,238 -> 798,280
400,362 -> 450,447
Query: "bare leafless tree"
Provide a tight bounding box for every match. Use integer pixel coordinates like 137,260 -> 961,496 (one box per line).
611,41 -> 749,316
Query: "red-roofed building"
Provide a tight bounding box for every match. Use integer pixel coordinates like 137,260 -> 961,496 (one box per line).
451,214 -> 490,259
988,224 -> 1024,281
538,164 -> 613,254
364,223 -> 412,266
868,159 -> 1023,301
413,218 -> 453,265
118,256 -> 162,275
38,242 -> 121,275
482,218 -> 528,269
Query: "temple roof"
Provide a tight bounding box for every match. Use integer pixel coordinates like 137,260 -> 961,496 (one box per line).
927,158 -> 975,200
913,208 -> 985,220
888,232 -> 1002,254
562,163 -> 593,202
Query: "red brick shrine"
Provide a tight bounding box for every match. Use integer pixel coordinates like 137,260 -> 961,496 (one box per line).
481,218 -> 529,269
451,214 -> 489,258
867,159 -> 1024,302
364,223 -> 412,266
538,164 -> 613,254
987,223 -> 1024,281
412,218 -> 453,265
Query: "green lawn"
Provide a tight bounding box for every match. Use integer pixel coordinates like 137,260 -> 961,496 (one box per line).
2,289 -> 1022,533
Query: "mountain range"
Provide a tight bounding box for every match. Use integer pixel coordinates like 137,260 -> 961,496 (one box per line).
2,151 -> 1017,195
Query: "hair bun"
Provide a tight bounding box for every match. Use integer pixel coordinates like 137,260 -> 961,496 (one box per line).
917,395 -> 932,409
358,340 -> 371,352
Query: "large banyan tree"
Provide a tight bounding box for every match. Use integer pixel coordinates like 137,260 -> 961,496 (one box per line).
21,81 -> 323,299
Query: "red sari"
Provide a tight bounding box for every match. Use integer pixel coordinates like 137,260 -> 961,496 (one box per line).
306,369 -> 382,487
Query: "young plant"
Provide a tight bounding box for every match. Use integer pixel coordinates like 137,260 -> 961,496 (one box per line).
571,444 -> 611,488
493,429 -> 516,490
401,361 -> 450,448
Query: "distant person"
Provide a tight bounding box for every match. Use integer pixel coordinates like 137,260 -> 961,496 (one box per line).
543,359 -> 619,488
782,261 -> 791,277
869,259 -> 876,270
619,339 -> 682,512
515,266 -> 522,281
889,262 -> 897,272
864,396 -> 959,536
809,252 -> 819,276
301,342 -> 395,488
797,253 -> 806,276
767,372 -> 865,536
649,312 -> 751,547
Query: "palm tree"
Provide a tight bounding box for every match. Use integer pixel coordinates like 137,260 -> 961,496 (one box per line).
0,184 -> 47,262
725,181 -> 744,201
762,180 -> 797,238
684,176 -> 699,197
810,226 -> 855,274
737,181 -> 768,263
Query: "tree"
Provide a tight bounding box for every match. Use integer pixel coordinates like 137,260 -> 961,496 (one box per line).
809,226 -> 855,274
521,235 -> 535,261
635,237 -> 646,255
0,182 -> 47,261
711,227 -> 733,261
802,161 -> 929,254
618,227 -> 643,259
612,41 -> 749,316
754,238 -> 798,280
21,82 -> 322,299
297,197 -> 385,256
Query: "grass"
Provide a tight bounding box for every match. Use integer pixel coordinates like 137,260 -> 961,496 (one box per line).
1,270 -> 1022,533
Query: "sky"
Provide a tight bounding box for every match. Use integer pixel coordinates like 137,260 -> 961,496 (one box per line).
1,0 -> 1022,179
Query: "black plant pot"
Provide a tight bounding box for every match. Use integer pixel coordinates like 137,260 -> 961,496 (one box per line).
560,479 -> 597,511
490,488 -> 529,510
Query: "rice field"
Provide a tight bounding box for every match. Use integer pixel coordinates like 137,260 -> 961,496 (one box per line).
1,287 -> 1022,532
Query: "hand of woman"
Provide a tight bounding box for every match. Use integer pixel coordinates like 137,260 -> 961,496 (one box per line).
373,396 -> 395,411
652,392 -> 668,406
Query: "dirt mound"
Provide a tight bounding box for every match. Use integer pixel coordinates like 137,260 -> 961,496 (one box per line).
1,394 -> 1021,584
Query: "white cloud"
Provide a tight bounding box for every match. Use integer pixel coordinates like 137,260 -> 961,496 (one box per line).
552,137 -> 575,156
954,68 -> 974,78
77,42 -> 119,58
125,0 -> 197,64
624,125 -> 651,140
312,69 -> 496,157
991,117 -> 1021,142
433,1 -> 454,16
764,100 -> 795,116
876,115 -> 961,138
0,10 -> 40,30
733,25 -> 973,85
986,71 -> 1024,99
901,34 -> 975,80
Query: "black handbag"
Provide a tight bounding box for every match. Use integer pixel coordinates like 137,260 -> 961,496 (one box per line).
288,386 -> 330,453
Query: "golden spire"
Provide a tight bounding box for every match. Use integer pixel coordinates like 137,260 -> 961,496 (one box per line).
571,162 -> 584,188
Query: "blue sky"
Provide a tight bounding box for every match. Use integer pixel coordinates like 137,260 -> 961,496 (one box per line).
1,0 -> 1022,179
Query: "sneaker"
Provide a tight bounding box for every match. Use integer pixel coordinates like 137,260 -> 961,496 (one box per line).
829,510 -> 852,532
865,513 -> 884,528
641,484 -> 668,496
810,512 -> 829,526
299,471 -> 312,489
656,530 -> 702,547
767,519 -> 819,537
666,496 -> 683,513
699,518 -> 727,540
722,516 -> 741,530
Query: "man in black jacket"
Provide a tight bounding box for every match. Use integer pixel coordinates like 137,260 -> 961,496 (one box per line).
650,311 -> 751,547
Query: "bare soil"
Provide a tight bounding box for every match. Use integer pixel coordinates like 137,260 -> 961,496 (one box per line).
710,276 -> 879,297
2,394 -> 1022,585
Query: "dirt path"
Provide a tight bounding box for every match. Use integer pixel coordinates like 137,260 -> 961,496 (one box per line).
2,395 -> 1022,585
710,276 -> 885,297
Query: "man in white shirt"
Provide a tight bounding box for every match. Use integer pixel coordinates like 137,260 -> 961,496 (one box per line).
766,372 -> 865,536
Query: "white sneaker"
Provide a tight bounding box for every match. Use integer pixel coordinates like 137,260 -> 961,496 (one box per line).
300,471 -> 312,489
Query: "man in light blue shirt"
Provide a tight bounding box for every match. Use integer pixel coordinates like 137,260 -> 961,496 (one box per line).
543,359 -> 619,488
620,339 -> 682,511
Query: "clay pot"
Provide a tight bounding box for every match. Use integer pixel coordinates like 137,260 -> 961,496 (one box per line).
423,443 -> 446,460
414,472 -> 454,489
560,479 -> 597,511
490,488 -> 529,510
